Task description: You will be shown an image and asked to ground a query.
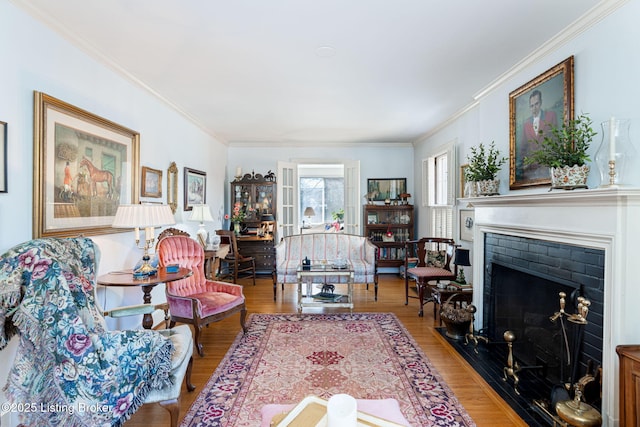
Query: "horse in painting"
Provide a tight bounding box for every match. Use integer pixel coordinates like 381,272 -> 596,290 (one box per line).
79,157 -> 114,197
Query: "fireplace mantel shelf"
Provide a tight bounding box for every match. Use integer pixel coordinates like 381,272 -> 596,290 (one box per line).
459,187 -> 640,208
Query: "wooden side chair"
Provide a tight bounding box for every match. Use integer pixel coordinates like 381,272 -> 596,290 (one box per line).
157,235 -> 247,357
404,237 -> 458,317
216,230 -> 257,286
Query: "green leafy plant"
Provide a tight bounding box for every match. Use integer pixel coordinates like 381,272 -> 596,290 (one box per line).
331,209 -> 344,221
524,113 -> 597,168
464,141 -> 508,182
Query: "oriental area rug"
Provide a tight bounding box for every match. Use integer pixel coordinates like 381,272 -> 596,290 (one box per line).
180,313 -> 475,427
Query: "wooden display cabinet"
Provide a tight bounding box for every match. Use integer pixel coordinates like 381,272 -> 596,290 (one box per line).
363,204 -> 414,268
231,171 -> 277,275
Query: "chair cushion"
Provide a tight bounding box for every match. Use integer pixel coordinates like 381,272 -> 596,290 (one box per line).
426,250 -> 446,267
195,291 -> 245,318
407,266 -> 455,279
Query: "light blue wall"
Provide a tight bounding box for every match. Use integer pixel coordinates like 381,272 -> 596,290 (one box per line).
414,1 -> 640,239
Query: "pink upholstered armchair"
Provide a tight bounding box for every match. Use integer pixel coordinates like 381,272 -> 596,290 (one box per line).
157,235 -> 247,357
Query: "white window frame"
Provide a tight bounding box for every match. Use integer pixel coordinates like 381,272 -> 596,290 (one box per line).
422,140 -> 456,238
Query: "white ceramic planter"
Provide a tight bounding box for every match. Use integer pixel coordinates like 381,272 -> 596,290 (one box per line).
476,179 -> 500,196
550,164 -> 589,188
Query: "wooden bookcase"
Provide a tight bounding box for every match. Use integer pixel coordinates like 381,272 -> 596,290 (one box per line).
231,172 -> 277,274
363,204 -> 414,267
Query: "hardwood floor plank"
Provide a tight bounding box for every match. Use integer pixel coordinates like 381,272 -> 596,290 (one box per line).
124,274 -> 527,426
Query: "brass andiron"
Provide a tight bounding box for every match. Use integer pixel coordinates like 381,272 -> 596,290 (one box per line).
464,305 -> 488,353
502,330 -> 522,395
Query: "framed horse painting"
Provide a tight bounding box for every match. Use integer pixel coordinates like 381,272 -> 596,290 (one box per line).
33,91 -> 140,238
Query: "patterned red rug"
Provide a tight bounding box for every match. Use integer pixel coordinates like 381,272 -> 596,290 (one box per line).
180,313 -> 475,426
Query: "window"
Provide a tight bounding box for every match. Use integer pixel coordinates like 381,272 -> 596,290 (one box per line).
423,141 -> 456,238
298,164 -> 344,226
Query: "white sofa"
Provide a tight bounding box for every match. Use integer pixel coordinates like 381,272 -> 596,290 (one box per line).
274,233 -> 378,301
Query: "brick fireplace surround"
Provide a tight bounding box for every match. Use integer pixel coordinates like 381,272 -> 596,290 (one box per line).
467,188 -> 640,426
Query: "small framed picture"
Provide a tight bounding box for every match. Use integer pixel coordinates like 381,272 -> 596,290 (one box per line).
141,166 -> 162,198
367,212 -> 378,224
459,209 -> 474,242
184,167 -> 206,211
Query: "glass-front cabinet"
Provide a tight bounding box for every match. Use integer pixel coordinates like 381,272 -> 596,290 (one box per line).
230,171 -> 277,274
363,204 -> 414,267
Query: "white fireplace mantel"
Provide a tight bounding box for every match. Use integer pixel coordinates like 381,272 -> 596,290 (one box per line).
463,187 -> 640,426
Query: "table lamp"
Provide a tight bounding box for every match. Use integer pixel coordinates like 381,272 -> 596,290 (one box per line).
303,206 -> 315,228
189,204 -> 214,247
454,248 -> 471,285
112,204 -> 175,278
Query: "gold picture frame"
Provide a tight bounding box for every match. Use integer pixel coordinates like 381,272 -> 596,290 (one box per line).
33,91 -> 140,238
460,163 -> 469,198
167,161 -> 178,213
509,56 -> 574,190
141,166 -> 162,198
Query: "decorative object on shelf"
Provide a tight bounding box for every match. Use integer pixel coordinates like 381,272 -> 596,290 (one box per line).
235,166 -> 242,180
398,193 -> 411,205
189,204 -> 214,247
595,117 -> 636,187
509,56 -> 574,190
453,248 -> 471,284
303,206 -> 315,228
524,113 -> 596,190
112,204 -> 175,277
382,225 -> 395,242
464,141 -> 507,196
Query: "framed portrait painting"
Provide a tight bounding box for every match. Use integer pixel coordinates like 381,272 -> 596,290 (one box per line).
33,92 -> 140,238
509,56 -> 574,190
141,166 -> 162,198
184,167 -> 206,211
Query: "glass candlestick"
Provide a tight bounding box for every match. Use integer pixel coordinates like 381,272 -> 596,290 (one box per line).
595,118 -> 635,187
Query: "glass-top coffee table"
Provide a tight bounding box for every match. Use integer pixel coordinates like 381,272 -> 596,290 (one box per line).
296,260 -> 354,314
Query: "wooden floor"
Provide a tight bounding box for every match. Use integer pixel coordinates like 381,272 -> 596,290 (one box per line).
124,274 -> 527,426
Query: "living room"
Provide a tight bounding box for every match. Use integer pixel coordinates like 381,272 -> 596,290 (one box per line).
1,1 -> 639,426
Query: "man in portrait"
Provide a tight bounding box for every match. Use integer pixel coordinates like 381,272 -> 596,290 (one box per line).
517,89 -> 558,181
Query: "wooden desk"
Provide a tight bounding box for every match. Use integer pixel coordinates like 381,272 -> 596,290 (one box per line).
204,244 -> 229,279
97,267 -> 192,329
616,344 -> 640,426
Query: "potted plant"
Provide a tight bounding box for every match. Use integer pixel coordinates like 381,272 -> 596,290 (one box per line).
524,113 -> 597,188
464,141 -> 508,196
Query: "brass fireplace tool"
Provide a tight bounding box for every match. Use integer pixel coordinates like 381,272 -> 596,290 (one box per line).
549,291 -> 602,427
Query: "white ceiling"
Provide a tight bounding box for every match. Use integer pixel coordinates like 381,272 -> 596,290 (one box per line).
13,0 -> 605,145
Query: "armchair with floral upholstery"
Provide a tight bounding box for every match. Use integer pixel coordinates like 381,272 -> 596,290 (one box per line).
0,237 -> 195,427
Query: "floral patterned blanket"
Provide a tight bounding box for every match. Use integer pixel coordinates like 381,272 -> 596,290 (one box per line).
0,237 -> 173,427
